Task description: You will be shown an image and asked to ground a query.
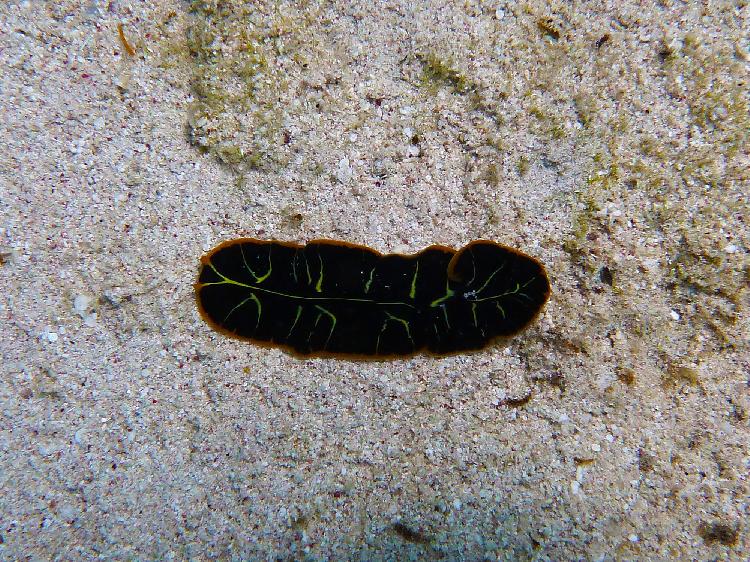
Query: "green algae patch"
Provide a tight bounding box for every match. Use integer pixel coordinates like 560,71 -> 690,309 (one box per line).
182,0 -> 347,173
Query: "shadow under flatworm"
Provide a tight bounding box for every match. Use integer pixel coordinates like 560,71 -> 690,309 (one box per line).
195,239 -> 551,359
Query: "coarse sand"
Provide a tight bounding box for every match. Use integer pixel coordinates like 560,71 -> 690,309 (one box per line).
1,1 -> 748,559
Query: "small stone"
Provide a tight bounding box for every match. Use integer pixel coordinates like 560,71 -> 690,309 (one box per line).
47,332 -> 58,343
59,503 -> 77,522
59,503 -> 78,523
38,443 -> 59,456
669,310 -> 680,321
73,428 -> 86,445
335,157 -> 352,184
628,534 -> 639,543
642,258 -> 659,272
73,294 -> 91,316
571,480 -> 581,495
591,443 -> 601,452
724,244 -> 737,254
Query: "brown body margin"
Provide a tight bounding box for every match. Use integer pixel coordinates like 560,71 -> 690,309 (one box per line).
195,238 -> 551,361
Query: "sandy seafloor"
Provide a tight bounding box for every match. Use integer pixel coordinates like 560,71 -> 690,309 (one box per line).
1,1 -> 749,560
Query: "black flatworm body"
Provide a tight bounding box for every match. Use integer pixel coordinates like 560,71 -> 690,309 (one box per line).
195,239 -> 550,359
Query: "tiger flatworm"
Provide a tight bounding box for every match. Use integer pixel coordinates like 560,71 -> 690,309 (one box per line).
195,239 -> 550,359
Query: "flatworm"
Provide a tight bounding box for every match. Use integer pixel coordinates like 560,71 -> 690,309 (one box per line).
195,239 -> 550,359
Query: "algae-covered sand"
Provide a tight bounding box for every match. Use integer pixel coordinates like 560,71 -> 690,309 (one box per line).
1,0 -> 748,559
